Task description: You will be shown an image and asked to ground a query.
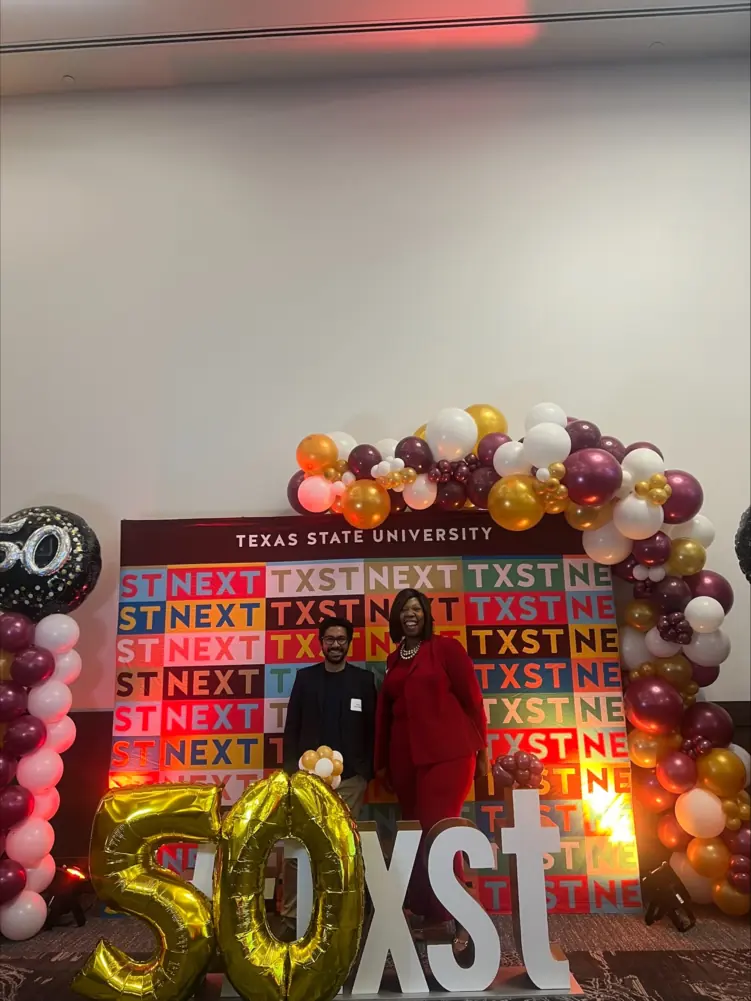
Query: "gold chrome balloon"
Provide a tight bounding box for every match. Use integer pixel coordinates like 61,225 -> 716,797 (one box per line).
624,599 -> 658,633
465,404 -> 508,447
564,500 -> 613,531
665,538 -> 706,577
72,783 -> 221,1001
487,475 -> 545,532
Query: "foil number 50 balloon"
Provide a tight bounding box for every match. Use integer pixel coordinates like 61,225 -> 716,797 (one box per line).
72,771 -> 364,1001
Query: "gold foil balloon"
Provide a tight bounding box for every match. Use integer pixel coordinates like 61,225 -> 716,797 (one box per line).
414,424 -> 427,440
655,653 -> 693,690
544,495 -> 568,515
697,747 -> 747,798
665,538 -> 707,577
296,435 -> 338,476
72,783 -> 221,1001
402,467 -> 418,485
712,879 -> 750,916
686,837 -> 731,879
341,480 -> 391,530
487,475 -> 545,532
548,462 -> 566,480
627,729 -> 681,769
465,404 -> 508,446
625,600 -> 659,633
564,500 -> 613,531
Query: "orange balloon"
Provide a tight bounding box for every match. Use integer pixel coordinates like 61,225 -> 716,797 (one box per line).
316,746 -> 334,760
628,729 -> 681,769
341,480 -> 391,530
712,879 -> 751,917
697,748 -> 747,799
487,475 -> 545,532
300,750 -> 319,771
296,434 -> 338,475
687,837 -> 731,879
625,600 -> 659,633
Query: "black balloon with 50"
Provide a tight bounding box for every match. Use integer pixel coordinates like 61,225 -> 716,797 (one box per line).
0,506 -> 101,621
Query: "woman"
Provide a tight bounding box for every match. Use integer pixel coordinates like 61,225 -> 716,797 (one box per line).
374,588 -> 488,953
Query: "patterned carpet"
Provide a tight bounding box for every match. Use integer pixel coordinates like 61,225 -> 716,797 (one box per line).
1,913 -> 749,1000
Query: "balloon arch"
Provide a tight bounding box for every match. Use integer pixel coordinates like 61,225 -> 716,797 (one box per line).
288,402 -> 749,918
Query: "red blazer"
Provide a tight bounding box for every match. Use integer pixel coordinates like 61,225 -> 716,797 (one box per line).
375,635 -> 487,771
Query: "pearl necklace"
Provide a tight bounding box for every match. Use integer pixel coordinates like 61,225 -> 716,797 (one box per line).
400,642 -> 421,661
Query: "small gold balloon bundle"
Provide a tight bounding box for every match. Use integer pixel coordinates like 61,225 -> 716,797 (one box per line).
634,472 -> 673,506
299,746 -> 345,790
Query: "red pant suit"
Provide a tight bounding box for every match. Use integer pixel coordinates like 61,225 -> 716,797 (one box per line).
374,635 -> 487,923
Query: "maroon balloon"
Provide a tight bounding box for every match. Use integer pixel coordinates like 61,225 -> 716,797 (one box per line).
476,432 -> 511,467
566,420 -> 601,452
656,751 -> 697,794
690,661 -> 720,688
0,613 -> 35,653
564,448 -> 623,505
654,576 -> 692,613
0,784 -> 34,830
492,764 -> 514,788
0,857 -> 27,905
395,436 -> 433,474
685,570 -> 734,614
723,824 -> 751,857
10,645 -> 55,688
730,854 -> 750,873
657,813 -> 692,852
0,681 -> 28,723
2,715 -> 47,757
624,677 -> 684,735
681,702 -> 734,747
0,750 -> 17,789
286,470 -> 307,515
662,470 -> 703,525
436,481 -> 466,512
348,444 -> 382,479
388,490 -> 407,515
613,555 -> 638,582
598,435 -> 627,463
632,531 -> 672,567
466,467 -> 499,509
625,440 -> 664,459
633,768 -> 677,814
729,869 -> 750,894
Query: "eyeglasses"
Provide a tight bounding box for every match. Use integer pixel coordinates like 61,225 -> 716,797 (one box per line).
322,636 -> 349,647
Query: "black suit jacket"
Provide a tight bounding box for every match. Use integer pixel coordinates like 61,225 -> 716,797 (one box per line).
283,663 -> 377,781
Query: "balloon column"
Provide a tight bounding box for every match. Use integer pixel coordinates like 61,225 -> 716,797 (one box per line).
0,506 -> 101,940
288,403 -> 748,917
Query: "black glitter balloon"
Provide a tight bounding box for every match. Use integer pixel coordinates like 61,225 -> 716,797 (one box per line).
736,506 -> 751,583
0,506 -> 101,621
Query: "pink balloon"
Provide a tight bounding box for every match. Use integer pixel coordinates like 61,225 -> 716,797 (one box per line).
31,787 -> 60,821
15,747 -> 63,794
4,817 -> 54,868
43,714 -> 76,754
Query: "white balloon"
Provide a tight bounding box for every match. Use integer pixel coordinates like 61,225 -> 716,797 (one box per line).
52,649 -> 82,686
669,852 -> 714,905
493,440 -> 531,478
669,514 -> 716,548
649,566 -> 667,582
16,748 -> 63,794
374,438 -> 398,459
612,495 -> 664,541
521,422 -> 571,468
330,774 -> 342,791
582,522 -> 633,565
297,475 -> 335,514
341,471 -> 356,486
645,627 -> 681,658
332,480 -> 346,497
44,715 -> 76,754
5,817 -> 55,868
633,565 -> 649,581
536,467 -> 551,483
675,788 -> 726,839
332,750 -> 344,763
524,402 -> 567,431
403,473 -> 438,511
684,630 -> 731,667
326,431 -> 357,461
619,626 -> 650,671
314,757 -> 334,779
34,614 -> 80,655
728,743 -> 751,788
425,408 -> 477,461
684,596 -> 725,634
376,460 -> 391,478
24,853 -> 56,893
27,679 -> 72,724
32,787 -> 60,821
390,457 -> 405,471
616,470 -> 635,499
621,447 -> 665,482
0,890 -> 48,941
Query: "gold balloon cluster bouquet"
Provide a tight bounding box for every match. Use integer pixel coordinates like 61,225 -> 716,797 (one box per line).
298,746 -> 344,790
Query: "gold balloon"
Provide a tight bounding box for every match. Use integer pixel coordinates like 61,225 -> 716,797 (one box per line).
322,466 -> 339,482
649,473 -> 668,489
487,475 -> 545,532
414,424 -> 427,440
0,649 -> 13,681
544,495 -> 568,515
712,879 -> 751,916
726,816 -> 743,831
655,653 -> 693,690
334,459 -> 349,475
565,500 -> 614,532
546,477 -> 561,491
648,488 -> 669,506
465,403 -> 508,447
316,746 -> 334,760
330,496 -> 344,515
548,462 -> 566,480
625,599 -> 659,633
73,783 -> 221,1001
627,729 -> 681,769
740,803 -> 751,821
722,799 -> 741,819
402,467 -> 417,485
697,748 -> 747,798
635,480 -> 650,497
301,749 -> 320,771
687,837 -> 731,879
665,538 -> 706,577
296,435 -> 338,476
341,480 -> 391,530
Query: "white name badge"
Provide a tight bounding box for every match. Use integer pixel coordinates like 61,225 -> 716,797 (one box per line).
350,698 -> 362,712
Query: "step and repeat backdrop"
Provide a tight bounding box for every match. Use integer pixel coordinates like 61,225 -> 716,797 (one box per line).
110,512 -> 640,915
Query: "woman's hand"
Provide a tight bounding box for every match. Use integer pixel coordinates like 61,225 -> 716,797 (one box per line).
475,749 -> 488,780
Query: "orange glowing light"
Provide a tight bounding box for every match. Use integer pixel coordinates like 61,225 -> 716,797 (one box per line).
63,865 -> 87,880
584,787 -> 636,845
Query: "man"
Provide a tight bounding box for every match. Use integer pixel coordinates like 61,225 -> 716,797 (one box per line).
279,616 -> 376,938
